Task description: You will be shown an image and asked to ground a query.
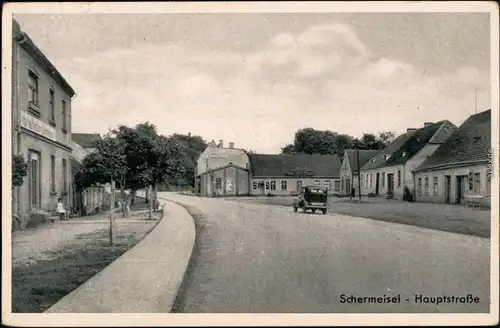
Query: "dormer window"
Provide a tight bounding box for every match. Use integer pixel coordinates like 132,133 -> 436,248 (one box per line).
402,152 -> 407,157
384,154 -> 391,161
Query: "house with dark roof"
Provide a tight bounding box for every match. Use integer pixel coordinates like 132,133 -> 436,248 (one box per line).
414,109 -> 491,207
248,153 -> 342,196
360,120 -> 457,200
339,149 -> 379,195
72,133 -> 102,152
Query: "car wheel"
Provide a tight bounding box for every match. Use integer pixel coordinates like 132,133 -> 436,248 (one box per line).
293,207 -> 297,212
322,209 -> 327,215
312,209 -> 316,214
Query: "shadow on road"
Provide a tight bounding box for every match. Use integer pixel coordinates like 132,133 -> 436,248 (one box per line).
170,203 -> 210,313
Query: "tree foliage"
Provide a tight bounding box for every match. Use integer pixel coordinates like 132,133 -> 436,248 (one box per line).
74,122 -> 188,215
281,128 -> 396,156
170,133 -> 207,186
12,154 -> 28,187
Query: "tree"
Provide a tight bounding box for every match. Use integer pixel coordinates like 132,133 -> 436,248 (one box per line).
282,128 -> 355,157
171,133 -> 207,187
281,128 -> 395,156
378,131 -> 396,147
281,144 -> 295,154
12,154 -> 28,187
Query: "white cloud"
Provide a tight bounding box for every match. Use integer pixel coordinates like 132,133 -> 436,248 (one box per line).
60,22 -> 490,153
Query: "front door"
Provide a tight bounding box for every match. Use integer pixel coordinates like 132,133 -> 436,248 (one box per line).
345,178 -> 351,194
387,174 -> 394,197
375,173 -> 380,195
455,176 -> 463,203
444,175 -> 451,203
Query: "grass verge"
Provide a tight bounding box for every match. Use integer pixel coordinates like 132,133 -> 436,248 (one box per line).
12,211 -> 161,313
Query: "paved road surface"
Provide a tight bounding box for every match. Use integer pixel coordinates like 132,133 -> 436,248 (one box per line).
159,193 -> 490,313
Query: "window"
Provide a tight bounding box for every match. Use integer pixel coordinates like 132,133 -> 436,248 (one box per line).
473,173 -> 481,193
417,178 -> 422,195
270,181 -> 276,190
62,159 -> 68,192
324,180 -> 331,190
215,178 -> 222,189
258,181 -> 264,189
468,172 -> 473,191
50,155 -> 56,192
296,180 -> 302,191
424,177 -> 429,195
62,100 -> 67,131
334,180 -> 340,191
365,174 -> 368,187
252,182 -> 257,190
49,89 -> 55,122
432,177 -> 438,195
397,170 -> 401,187
281,180 -> 287,191
314,180 -> 320,185
381,172 -> 385,187
29,151 -> 40,208
28,71 -> 39,106
369,174 -> 372,188
265,182 -> 270,190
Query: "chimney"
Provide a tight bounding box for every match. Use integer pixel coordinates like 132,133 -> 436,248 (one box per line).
229,142 -> 234,149
407,128 -> 417,134
424,122 -> 434,127
218,139 -> 224,148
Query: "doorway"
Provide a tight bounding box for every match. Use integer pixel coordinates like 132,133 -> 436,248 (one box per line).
387,174 -> 394,198
455,176 -> 465,204
444,175 -> 451,203
345,178 -> 351,194
375,173 -> 380,195
29,151 -> 41,209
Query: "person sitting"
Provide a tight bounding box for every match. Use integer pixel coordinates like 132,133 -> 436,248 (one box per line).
56,198 -> 67,221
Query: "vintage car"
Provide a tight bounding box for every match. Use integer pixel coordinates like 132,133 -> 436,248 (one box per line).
293,185 -> 328,214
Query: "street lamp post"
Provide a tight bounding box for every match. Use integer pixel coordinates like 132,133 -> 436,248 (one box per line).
356,144 -> 362,202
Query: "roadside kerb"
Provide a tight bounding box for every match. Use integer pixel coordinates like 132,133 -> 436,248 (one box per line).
45,201 -> 196,313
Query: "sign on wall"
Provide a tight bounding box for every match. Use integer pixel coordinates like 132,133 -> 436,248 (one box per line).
226,177 -> 234,192
20,111 -> 56,141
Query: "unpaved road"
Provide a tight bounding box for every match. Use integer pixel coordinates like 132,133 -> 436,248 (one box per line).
160,193 -> 490,313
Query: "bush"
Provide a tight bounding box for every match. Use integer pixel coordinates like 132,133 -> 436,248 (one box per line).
367,192 -> 376,198
12,154 -> 28,187
403,186 -> 415,202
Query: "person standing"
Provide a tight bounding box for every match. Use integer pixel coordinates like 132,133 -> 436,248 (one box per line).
57,198 -> 67,221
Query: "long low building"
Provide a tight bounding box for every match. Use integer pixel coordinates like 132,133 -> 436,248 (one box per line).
248,153 -> 341,196
195,140 -> 342,197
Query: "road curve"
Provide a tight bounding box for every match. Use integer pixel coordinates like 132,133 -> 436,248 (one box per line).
159,193 -> 490,313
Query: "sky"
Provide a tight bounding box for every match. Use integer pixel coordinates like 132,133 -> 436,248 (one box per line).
14,12 -> 491,154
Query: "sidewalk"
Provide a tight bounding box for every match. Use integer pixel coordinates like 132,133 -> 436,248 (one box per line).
45,200 -> 195,313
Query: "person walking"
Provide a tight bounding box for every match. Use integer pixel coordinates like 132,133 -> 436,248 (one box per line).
56,198 -> 67,221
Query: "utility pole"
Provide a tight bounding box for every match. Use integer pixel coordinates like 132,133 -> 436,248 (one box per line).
356,146 -> 362,201
109,180 -> 115,246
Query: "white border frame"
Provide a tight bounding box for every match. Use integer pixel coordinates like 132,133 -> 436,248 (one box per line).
2,2 -> 499,326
